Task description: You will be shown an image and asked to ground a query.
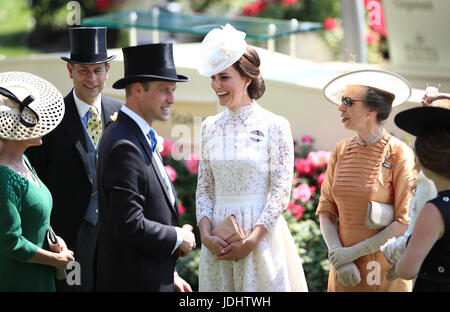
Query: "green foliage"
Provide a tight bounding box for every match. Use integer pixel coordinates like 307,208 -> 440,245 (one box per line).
28,0 -> 121,31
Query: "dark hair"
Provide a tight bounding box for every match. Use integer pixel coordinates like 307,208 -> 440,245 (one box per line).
415,127 -> 450,179
232,46 -> 265,100
125,81 -> 151,98
363,87 -> 395,122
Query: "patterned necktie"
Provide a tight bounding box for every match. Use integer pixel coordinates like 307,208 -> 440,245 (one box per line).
86,107 -> 102,147
148,128 -> 157,152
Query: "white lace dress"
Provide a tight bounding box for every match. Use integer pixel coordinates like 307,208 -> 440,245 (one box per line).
196,101 -> 308,292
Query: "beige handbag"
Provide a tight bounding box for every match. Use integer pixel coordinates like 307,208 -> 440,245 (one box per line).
212,214 -> 245,243
365,201 -> 394,229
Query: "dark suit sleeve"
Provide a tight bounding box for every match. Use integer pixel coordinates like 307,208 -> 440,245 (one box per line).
101,139 -> 177,259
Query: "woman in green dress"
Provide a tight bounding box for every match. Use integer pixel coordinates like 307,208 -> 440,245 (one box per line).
0,71 -> 74,291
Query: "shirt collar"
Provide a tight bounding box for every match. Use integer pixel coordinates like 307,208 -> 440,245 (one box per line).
73,89 -> 102,119
120,105 -> 156,138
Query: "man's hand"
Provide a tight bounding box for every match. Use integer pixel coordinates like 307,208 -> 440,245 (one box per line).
177,224 -> 196,257
174,273 -> 192,292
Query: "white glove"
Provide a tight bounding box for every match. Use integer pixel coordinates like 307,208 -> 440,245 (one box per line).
385,265 -> 399,281
320,223 -> 342,251
382,236 -> 408,264
336,262 -> 361,287
330,226 -> 395,270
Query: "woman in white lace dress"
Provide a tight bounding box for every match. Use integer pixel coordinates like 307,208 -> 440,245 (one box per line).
195,24 -> 308,292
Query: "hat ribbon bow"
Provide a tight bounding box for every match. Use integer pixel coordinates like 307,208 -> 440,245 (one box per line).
0,86 -> 39,128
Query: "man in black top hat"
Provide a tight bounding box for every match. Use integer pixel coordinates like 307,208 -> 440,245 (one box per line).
96,43 -> 196,291
26,27 -> 123,291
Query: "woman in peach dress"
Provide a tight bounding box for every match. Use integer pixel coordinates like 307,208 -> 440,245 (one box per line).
316,69 -> 416,291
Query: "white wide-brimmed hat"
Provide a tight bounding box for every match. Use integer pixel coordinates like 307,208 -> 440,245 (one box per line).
0,72 -> 65,141
197,23 -> 247,77
323,69 -> 412,107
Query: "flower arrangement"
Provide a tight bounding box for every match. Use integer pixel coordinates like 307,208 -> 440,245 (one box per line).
422,86 -> 440,106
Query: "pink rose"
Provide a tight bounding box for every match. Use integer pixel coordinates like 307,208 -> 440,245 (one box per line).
282,0 -> 298,5
292,184 -> 313,202
295,158 -> 318,177
317,172 -> 326,188
160,139 -> 174,157
164,165 -> 177,182
323,17 -> 339,30
307,151 -> 331,168
185,153 -> 199,175
301,135 -> 313,143
287,202 -> 305,220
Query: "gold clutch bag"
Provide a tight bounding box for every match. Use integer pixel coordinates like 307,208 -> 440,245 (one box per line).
365,201 -> 394,229
212,214 -> 245,243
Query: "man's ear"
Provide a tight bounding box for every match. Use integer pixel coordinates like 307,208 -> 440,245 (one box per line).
67,62 -> 74,79
105,62 -> 111,78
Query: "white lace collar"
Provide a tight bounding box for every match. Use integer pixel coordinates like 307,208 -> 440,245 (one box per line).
226,100 -> 258,121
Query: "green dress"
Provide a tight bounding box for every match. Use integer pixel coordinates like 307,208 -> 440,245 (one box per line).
0,155 -> 55,291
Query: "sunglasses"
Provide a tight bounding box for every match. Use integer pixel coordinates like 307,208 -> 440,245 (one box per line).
341,97 -> 365,107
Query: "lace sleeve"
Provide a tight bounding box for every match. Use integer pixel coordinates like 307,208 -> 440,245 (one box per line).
255,116 -> 294,232
195,119 -> 215,224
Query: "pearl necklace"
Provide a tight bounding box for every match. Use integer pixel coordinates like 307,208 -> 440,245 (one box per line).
357,128 -> 386,146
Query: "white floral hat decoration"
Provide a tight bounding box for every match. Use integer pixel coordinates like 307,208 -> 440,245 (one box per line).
197,23 -> 247,77
0,71 -> 65,141
323,69 -> 412,107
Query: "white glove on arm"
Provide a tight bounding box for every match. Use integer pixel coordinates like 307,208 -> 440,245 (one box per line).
329,226 -> 395,270
321,223 -> 361,287
336,262 -> 361,286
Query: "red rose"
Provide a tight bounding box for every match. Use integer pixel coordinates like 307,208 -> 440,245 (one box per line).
95,0 -> 112,12
178,202 -> 186,215
242,1 -> 267,17
287,202 -> 305,220
323,17 -> 339,30
294,158 -> 318,177
317,172 -> 326,188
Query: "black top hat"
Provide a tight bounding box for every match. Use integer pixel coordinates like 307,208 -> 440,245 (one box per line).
112,43 -> 189,89
61,27 -> 116,64
395,106 -> 450,137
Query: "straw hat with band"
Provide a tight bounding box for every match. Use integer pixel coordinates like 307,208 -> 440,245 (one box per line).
0,72 -> 64,141
323,69 -> 412,107
196,23 -> 247,77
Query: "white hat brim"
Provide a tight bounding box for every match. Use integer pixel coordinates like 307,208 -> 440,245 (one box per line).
197,24 -> 247,77
323,69 -> 412,107
0,72 -> 65,141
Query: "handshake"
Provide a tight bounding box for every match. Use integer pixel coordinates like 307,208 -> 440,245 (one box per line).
175,224 -> 196,258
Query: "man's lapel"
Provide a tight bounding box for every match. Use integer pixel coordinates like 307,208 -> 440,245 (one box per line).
62,91 -> 93,184
120,112 -> 179,217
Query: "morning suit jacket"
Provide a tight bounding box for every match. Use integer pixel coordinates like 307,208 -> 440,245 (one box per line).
96,111 -> 180,292
26,91 -> 124,251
